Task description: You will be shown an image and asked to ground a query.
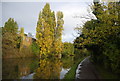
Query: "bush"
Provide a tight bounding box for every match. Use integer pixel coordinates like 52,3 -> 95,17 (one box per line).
31,42 -> 40,57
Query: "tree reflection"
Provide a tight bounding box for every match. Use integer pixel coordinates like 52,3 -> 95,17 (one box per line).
2,58 -> 39,79
34,58 -> 62,79
3,56 -> 75,79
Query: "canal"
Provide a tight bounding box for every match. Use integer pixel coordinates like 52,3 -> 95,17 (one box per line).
2,56 -> 75,79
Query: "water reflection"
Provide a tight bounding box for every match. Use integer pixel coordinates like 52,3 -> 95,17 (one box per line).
3,56 -> 74,79
2,58 -> 39,79
34,58 -> 62,79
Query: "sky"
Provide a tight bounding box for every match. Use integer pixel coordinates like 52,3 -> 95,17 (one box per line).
1,0 -> 95,43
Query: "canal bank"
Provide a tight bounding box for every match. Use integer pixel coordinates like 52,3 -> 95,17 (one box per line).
63,57 -> 85,80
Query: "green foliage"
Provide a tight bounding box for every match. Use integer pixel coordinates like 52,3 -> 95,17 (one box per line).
61,57 -> 74,69
73,35 -> 90,58
74,1 -> 120,74
2,18 -> 19,58
64,57 -> 85,80
2,18 -> 36,58
62,42 -> 74,57
3,18 -> 18,34
31,42 -> 40,57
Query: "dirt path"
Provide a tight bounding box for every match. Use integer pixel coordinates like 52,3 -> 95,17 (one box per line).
76,56 -> 101,80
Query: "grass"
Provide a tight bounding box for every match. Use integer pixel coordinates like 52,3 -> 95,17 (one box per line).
63,57 -> 85,80
94,63 -> 119,79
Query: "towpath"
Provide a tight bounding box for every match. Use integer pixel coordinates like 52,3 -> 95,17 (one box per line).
76,56 -> 101,80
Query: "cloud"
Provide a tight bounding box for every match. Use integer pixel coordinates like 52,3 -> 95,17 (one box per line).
2,2 -> 93,43
51,2 -> 93,42
1,0 -> 93,2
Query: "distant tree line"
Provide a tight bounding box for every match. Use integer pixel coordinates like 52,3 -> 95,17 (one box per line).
62,42 -> 74,57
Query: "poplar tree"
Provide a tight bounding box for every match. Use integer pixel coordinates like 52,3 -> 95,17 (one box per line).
36,3 -> 64,58
54,11 -> 64,55
36,3 -> 52,57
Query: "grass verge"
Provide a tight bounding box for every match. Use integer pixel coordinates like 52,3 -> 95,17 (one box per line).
63,57 -> 85,80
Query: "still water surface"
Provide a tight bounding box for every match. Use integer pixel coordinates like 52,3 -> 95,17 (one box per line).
3,57 -> 75,79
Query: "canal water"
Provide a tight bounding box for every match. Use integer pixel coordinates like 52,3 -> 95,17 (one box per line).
2,57 -> 75,79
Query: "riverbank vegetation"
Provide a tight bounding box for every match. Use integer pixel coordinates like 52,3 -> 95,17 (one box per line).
2,1 -> 120,79
74,1 -> 120,76
2,3 -> 77,59
2,3 -> 65,59
2,18 -> 37,58
63,57 -> 85,80
62,42 -> 74,57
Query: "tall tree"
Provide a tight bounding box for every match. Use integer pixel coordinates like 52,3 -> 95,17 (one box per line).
2,18 -> 19,58
54,11 -> 64,55
36,3 -> 63,58
3,18 -> 18,34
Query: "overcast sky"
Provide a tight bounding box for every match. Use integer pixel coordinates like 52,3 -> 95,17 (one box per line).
1,1 -> 95,43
